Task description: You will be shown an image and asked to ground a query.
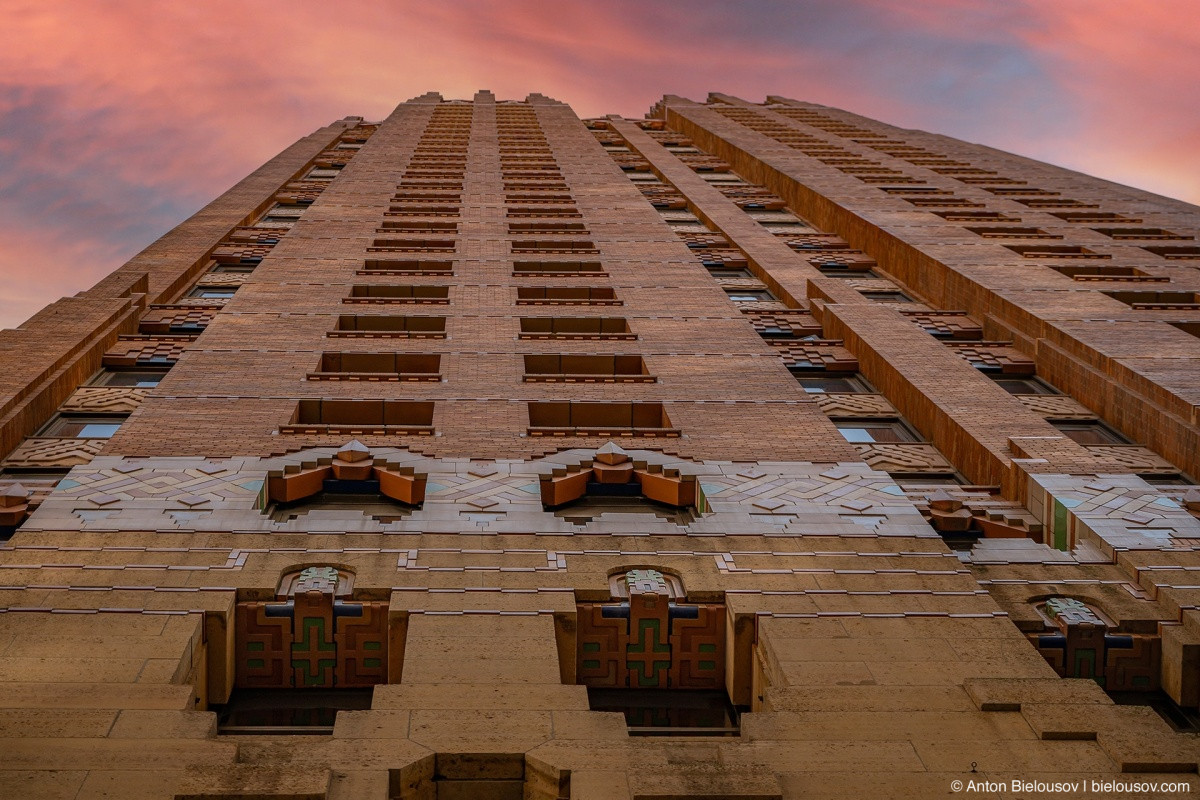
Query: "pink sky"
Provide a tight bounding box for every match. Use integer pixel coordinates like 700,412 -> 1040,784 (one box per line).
2,0 -> 1198,329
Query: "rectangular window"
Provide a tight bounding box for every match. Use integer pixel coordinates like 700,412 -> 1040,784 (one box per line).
527,401 -> 678,437
725,289 -> 775,302
1050,265 -> 1156,281
368,238 -> 455,253
1051,421 -> 1129,445
1105,291 -> 1200,309
1004,245 -> 1108,259
967,227 -> 1059,239
329,316 -> 447,338
795,374 -> 873,393
88,369 -> 167,388
282,400 -> 435,435
988,375 -> 1059,395
512,260 -> 605,277
359,260 -> 453,276
39,415 -> 124,439
518,318 -> 634,340
836,420 -> 920,443
343,285 -> 449,304
515,286 -> 620,305
860,290 -> 913,303
309,353 -> 441,382
1093,228 -> 1189,240
187,287 -> 238,299
587,688 -> 740,737
523,355 -> 653,383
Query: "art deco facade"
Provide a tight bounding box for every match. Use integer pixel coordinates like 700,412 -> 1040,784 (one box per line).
0,91 -> 1198,798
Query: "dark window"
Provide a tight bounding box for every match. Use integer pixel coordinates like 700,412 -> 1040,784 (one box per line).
587,688 -> 741,736
836,420 -> 920,443
988,375 -> 1060,395
1139,473 -> 1193,486
860,290 -> 913,304
39,416 -> 123,439
214,689 -> 372,735
187,287 -> 238,299
725,289 -> 774,302
794,374 -> 873,393
1051,421 -> 1129,445
893,474 -> 964,488
89,369 -> 168,388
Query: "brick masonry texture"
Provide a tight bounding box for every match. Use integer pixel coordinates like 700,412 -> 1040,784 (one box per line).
0,91 -> 1197,800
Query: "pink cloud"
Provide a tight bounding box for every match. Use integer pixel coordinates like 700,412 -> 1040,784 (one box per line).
1,1 -> 1196,329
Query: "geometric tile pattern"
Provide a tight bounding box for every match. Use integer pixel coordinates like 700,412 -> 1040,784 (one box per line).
1028,597 -> 1161,692
577,569 -> 724,689
767,340 -> 858,371
235,566 -> 388,688
2,437 -> 106,469
1015,394 -> 1098,420
58,387 -> 149,415
812,393 -> 898,418
948,343 -> 1036,373
102,338 -> 190,368
853,443 -> 954,472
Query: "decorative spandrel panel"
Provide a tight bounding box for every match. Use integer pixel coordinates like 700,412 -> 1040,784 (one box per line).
1027,597 -> 1160,692
235,566 -> 387,689
577,569 -> 724,690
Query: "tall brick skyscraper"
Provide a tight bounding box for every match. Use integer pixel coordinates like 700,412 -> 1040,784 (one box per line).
1,91 -> 1198,798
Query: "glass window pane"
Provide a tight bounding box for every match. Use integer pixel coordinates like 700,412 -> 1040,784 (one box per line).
92,370 -> 166,387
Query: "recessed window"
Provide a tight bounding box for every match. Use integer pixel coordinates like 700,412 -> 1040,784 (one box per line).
1140,473 -> 1194,487
706,268 -> 754,280
893,474 -> 964,488
988,375 -> 1060,395
359,259 -> 453,276
512,260 -> 605,277
1104,291 -> 1200,309
215,689 -> 372,735
836,420 -> 920,443
725,289 -> 775,302
210,263 -> 257,273
966,226 -> 1058,239
88,369 -> 168,388
1143,245 -> 1200,260
860,290 -> 913,303
518,317 -> 634,340
523,354 -> 653,383
1051,421 -> 1129,445
1093,228 -> 1190,241
282,400 -> 435,435
1004,245 -> 1108,259
587,688 -> 740,736
369,238 -> 455,253
330,316 -> 447,338
309,353 -> 441,382
527,401 -> 677,437
1050,265 -> 1154,281
794,374 -> 873,393
39,415 -> 123,439
343,285 -> 449,304
933,210 -> 1019,222
187,287 -> 238,299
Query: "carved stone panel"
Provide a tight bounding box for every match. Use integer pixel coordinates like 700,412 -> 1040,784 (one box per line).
813,393 -> 899,418
59,387 -> 148,415
853,443 -> 954,472
1016,395 -> 1097,420
3,438 -> 105,469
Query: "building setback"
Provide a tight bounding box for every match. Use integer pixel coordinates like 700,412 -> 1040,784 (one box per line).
0,91 -> 1198,798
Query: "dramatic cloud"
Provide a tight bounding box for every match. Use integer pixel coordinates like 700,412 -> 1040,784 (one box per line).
2,0 -> 1196,327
